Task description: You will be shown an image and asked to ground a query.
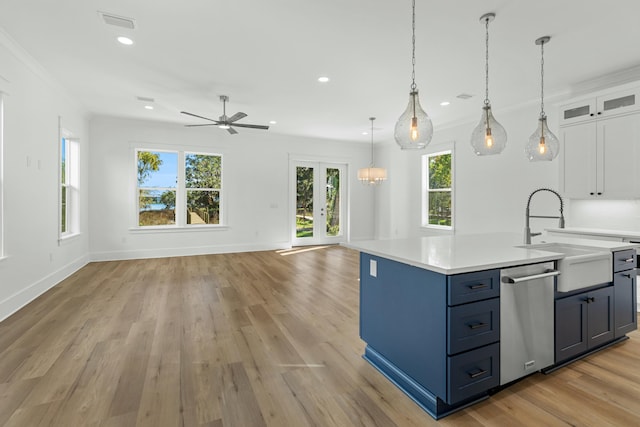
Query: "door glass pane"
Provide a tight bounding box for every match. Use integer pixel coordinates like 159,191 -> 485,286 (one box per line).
296,166 -> 314,238
326,168 -> 340,236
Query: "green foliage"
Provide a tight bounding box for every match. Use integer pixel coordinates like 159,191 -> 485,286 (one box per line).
296,167 -> 314,221
325,168 -> 340,236
428,153 -> 452,227
185,154 -> 222,224
137,151 -> 162,186
429,153 -> 451,189
185,154 -> 221,188
160,190 -> 176,209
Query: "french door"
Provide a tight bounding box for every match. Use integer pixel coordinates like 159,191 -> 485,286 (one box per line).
291,161 -> 347,246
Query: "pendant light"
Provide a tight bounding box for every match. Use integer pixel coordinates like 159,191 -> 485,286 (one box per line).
394,0 -> 433,150
358,117 -> 388,185
526,36 -> 559,161
470,13 -> 507,155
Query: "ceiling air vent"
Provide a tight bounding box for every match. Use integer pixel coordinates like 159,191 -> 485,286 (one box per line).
137,96 -> 154,103
99,11 -> 136,29
456,93 -> 473,100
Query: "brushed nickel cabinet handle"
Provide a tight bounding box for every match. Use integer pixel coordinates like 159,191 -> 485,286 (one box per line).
468,284 -> 488,290
469,369 -> 488,379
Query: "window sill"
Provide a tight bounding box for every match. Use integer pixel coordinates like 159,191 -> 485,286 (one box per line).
421,225 -> 454,233
128,225 -> 230,234
59,232 -> 82,245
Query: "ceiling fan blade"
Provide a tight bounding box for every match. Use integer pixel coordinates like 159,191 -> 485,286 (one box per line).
180,111 -> 220,123
227,127 -> 238,135
230,123 -> 269,130
185,124 -> 218,127
227,112 -> 248,123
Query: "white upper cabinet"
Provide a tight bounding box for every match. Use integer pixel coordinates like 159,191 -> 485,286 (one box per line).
560,87 -> 640,126
560,85 -> 640,199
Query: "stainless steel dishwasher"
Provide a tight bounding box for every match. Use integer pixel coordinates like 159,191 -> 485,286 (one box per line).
500,262 -> 559,385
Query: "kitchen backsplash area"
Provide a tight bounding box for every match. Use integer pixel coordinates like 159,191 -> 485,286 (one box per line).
567,199 -> 640,231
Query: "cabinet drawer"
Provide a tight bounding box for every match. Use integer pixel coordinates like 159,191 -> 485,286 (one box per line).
447,343 -> 500,404
448,298 -> 500,355
448,270 -> 499,305
613,249 -> 636,272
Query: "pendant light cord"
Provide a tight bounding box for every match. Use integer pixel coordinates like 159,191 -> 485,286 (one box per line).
484,16 -> 490,106
540,40 -> 546,119
410,0 -> 417,92
369,117 -> 375,167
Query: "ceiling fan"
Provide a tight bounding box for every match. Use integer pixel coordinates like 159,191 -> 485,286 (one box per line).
181,95 -> 269,134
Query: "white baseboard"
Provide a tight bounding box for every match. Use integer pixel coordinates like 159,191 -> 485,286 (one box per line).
0,254 -> 90,322
90,242 -> 292,262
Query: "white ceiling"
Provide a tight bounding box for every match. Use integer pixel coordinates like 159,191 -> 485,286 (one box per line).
1,0 -> 640,142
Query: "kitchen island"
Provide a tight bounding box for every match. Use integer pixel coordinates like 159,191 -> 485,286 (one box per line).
345,233 -> 638,419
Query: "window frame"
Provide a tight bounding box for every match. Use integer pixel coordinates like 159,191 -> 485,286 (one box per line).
59,123 -> 80,242
421,144 -> 454,230
133,147 -> 225,229
0,93 -> 4,259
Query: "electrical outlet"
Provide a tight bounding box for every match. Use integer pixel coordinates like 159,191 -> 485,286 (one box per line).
370,259 -> 377,277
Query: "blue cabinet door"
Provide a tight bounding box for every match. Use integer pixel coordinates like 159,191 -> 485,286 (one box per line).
555,294 -> 588,363
614,270 -> 637,338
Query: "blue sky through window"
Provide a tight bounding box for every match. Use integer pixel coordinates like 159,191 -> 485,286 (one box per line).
140,151 -> 178,188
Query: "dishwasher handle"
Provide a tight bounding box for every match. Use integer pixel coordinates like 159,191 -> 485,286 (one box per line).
501,269 -> 560,284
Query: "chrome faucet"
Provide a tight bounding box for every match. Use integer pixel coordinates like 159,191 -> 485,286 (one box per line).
524,188 -> 565,244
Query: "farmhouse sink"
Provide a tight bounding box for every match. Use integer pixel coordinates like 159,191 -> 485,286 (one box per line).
520,242 -> 612,292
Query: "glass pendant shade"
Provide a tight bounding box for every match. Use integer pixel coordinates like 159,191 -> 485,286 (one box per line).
470,105 -> 507,155
394,91 -> 433,150
358,167 -> 388,185
525,116 -> 559,161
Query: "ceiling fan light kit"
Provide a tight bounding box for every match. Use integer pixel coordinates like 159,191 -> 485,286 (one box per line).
181,95 -> 269,135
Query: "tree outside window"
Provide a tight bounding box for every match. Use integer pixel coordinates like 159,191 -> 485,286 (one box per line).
423,150 -> 453,229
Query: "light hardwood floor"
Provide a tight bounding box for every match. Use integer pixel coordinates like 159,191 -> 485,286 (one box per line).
1,246 -> 639,426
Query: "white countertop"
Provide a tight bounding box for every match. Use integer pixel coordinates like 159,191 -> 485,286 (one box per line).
343,232 -> 639,275
547,227 -> 640,241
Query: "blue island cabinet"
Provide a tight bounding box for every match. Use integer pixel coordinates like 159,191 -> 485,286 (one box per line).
359,253 -> 501,419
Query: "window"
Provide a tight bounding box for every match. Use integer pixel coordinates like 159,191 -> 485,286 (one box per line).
137,150 -> 178,226
136,149 -> 223,227
0,94 -> 3,257
422,148 -> 453,229
59,126 -> 79,239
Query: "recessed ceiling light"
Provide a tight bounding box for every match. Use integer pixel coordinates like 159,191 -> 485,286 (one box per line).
144,105 -> 154,110
269,120 -> 277,125
362,131 -> 369,135
440,101 -> 451,106
117,36 -> 134,45
318,76 -> 330,83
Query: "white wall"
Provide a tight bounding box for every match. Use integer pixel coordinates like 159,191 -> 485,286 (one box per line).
89,116 -> 375,260
0,33 -> 90,321
375,102 -> 563,240
567,199 -> 640,231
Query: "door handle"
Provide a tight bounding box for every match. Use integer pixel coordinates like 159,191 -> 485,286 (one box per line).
502,269 -> 560,284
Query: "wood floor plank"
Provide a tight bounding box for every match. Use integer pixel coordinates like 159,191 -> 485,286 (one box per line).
0,246 -> 638,426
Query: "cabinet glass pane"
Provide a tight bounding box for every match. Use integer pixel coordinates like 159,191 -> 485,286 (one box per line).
603,95 -> 635,111
564,105 -> 591,120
